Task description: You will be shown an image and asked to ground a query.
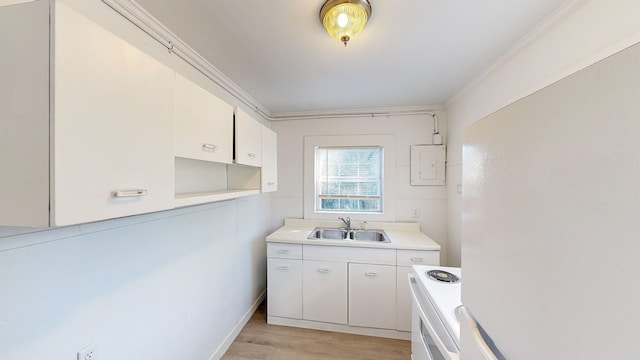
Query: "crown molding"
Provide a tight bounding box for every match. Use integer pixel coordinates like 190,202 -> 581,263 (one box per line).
101,0 -> 271,119
446,0 -> 590,107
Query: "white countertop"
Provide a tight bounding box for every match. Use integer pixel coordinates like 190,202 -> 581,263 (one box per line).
266,218 -> 441,251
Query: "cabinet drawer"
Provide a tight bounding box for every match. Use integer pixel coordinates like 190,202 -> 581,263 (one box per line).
397,249 -> 439,266
267,243 -> 302,259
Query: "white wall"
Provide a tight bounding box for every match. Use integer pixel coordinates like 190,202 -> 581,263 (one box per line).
270,112 -> 449,262
0,196 -> 270,360
445,0 -> 640,266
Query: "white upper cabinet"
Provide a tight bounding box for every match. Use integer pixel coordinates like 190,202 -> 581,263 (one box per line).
1,1 -> 175,226
53,2 -> 175,225
174,73 -> 233,164
1,1 -> 277,226
234,108 -> 262,167
261,126 -> 278,192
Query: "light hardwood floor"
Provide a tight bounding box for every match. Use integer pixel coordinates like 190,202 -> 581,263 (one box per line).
221,303 -> 411,360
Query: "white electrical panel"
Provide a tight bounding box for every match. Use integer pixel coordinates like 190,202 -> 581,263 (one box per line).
410,145 -> 446,186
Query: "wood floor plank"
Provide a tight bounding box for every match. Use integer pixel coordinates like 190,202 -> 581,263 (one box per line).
222,303 -> 410,360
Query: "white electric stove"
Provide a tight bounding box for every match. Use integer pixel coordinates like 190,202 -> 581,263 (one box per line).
409,265 -> 462,360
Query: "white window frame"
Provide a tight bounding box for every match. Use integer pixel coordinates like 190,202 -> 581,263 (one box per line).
304,134 -> 396,222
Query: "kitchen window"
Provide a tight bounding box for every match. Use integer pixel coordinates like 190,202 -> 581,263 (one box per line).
304,134 -> 396,221
315,146 -> 382,213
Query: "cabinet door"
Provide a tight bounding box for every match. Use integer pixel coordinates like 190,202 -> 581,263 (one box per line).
397,252 -> 438,331
52,3 -> 174,225
261,126 -> 278,192
174,73 -> 233,164
267,258 -> 302,319
349,263 -> 396,329
234,108 -> 262,167
303,260 -> 347,324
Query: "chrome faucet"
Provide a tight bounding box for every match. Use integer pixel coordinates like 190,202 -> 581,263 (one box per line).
338,216 -> 351,231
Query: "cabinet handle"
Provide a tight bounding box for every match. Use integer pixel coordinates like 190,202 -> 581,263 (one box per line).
248,153 -> 256,158
317,268 -> 331,273
276,265 -> 290,270
202,143 -> 219,151
112,189 -> 147,198
365,272 -> 378,277
277,249 -> 289,254
267,182 -> 275,186
410,257 -> 424,262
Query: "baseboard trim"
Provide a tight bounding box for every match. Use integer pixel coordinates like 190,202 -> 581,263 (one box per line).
209,290 -> 266,360
267,316 -> 411,341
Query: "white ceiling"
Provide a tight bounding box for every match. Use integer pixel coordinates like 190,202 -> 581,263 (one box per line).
134,0 -> 567,114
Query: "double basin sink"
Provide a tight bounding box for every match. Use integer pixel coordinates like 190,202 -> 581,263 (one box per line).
307,227 -> 391,243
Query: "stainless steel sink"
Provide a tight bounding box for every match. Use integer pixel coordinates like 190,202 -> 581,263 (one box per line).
307,227 -> 390,243
309,228 -> 350,240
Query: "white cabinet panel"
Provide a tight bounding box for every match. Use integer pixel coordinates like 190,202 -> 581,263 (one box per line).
234,108 -> 262,167
174,73 -> 233,164
0,0 -> 50,226
303,260 -> 347,324
261,126 -> 278,192
396,266 -> 412,331
267,258 -> 302,319
304,244 -> 395,265
349,263 -> 396,329
52,2 -> 174,225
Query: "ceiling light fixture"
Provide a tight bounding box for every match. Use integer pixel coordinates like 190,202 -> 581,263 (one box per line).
320,0 -> 372,47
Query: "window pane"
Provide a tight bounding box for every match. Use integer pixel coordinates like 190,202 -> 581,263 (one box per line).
315,146 -> 383,213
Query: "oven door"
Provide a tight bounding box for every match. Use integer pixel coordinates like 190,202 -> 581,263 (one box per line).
409,275 -> 460,360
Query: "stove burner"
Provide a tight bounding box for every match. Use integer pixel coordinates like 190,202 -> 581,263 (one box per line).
426,270 -> 460,283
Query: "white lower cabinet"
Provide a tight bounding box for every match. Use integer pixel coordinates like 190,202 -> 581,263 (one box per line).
396,249 -> 440,331
349,263 -> 396,329
302,260 -> 348,324
267,258 -> 302,319
267,241 -> 440,337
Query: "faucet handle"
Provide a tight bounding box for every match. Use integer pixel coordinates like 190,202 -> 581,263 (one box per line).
338,216 -> 351,228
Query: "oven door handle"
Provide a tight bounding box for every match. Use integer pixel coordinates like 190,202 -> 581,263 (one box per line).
409,275 -> 460,360
456,305 -> 507,360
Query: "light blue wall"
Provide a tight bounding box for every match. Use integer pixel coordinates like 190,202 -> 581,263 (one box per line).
0,196 -> 271,360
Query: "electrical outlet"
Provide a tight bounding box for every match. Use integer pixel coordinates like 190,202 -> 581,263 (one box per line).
77,343 -> 96,360
412,208 -> 419,218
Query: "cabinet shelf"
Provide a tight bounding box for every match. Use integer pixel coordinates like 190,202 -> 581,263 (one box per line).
175,189 -> 260,207
174,157 -> 261,207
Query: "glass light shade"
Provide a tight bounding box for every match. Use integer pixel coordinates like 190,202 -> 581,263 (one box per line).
322,2 -> 369,46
